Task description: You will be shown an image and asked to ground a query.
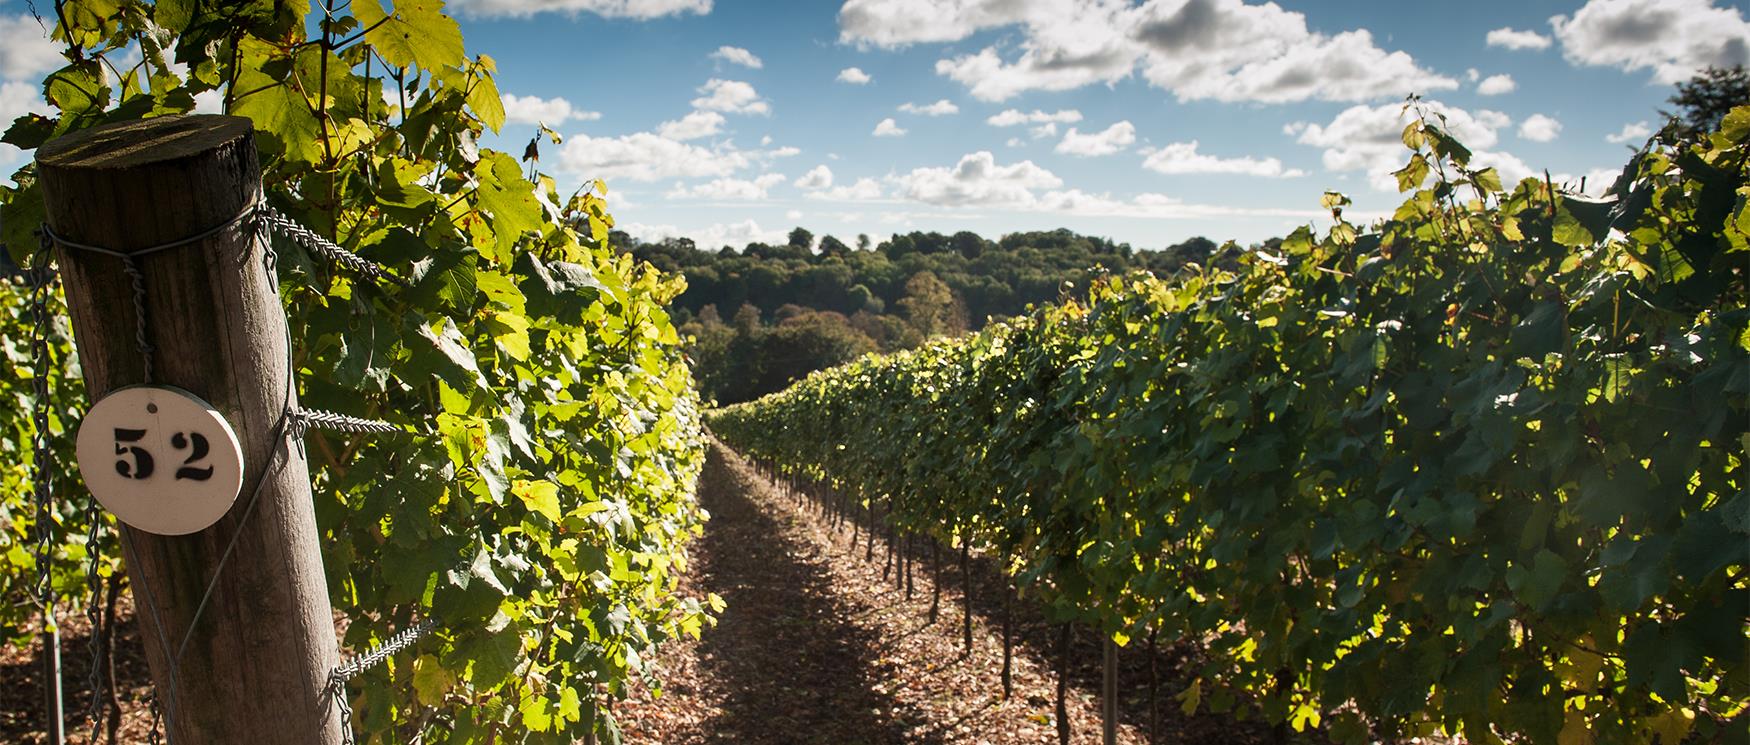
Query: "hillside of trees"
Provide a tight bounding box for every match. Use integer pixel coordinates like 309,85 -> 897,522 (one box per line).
618,228 -> 1233,403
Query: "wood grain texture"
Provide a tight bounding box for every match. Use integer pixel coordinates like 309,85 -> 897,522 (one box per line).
38,114 -> 343,744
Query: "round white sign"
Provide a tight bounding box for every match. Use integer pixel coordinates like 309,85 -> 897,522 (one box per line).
75,385 -> 245,535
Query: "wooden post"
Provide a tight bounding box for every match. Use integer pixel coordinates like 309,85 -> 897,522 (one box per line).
37,115 -> 343,744
1102,636 -> 1118,745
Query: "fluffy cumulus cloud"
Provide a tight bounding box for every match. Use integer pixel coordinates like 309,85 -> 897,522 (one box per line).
1606,120 -> 1653,143
500,93 -> 602,125
809,177 -> 886,201
1032,189 -> 1328,220
1,14 -> 59,80
656,110 -> 727,141
794,164 -> 834,189
1487,26 -> 1553,50
1141,140 -> 1305,177
987,108 -> 1083,126
449,0 -> 711,18
1476,74 -> 1517,95
872,117 -> 907,136
844,0 -> 1455,103
711,45 -> 763,68
1519,114 -> 1563,142
1054,121 -> 1136,156
891,151 -> 1061,207
838,0 -> 1033,47
898,99 -> 960,116
558,131 -> 749,181
691,79 -> 770,115
1551,0 -> 1750,83
0,80 -> 51,174
666,173 -> 786,200
1290,100 -> 1529,191
837,67 -> 872,84
1130,0 -> 1457,103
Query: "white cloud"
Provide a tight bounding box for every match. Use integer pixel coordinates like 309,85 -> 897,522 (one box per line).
1551,0 -> 1750,83
656,110 -> 727,141
786,209 -> 804,220
558,131 -> 748,181
860,0 -> 1456,103
1033,189 -> 1329,221
1466,67 -> 1481,82
987,108 -> 1083,126
1029,123 -> 1059,139
872,117 -> 907,137
809,177 -> 886,201
1476,74 -> 1517,95
1291,100 -> 1521,191
898,99 -> 959,116
1132,0 -> 1458,104
1007,137 -> 1025,147
891,151 -> 1061,207
622,218 -> 786,249
1606,120 -> 1652,144
0,14 -> 60,80
0,80 -> 52,178
1055,121 -> 1137,157
794,164 -> 834,189
759,145 -> 801,160
666,173 -> 786,200
1519,113 -> 1563,142
711,45 -> 763,69
836,67 -> 873,84
691,79 -> 770,115
193,89 -> 225,115
1141,140 -> 1305,177
838,0 -> 1032,47
1486,27 -> 1553,50
449,0 -> 711,19
501,93 -> 603,125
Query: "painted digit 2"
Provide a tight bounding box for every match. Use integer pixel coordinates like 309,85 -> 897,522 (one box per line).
77,385 -> 244,535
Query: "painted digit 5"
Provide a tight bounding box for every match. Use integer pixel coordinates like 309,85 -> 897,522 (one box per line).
113,428 -> 155,479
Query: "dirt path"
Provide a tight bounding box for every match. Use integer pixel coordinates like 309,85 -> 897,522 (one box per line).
4,439 -> 1271,744
616,441 -> 1258,744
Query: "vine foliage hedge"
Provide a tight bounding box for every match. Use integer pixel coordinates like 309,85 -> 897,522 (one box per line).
712,106 -> 1750,744
0,1 -> 709,741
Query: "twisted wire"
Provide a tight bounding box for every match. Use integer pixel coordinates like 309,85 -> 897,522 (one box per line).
327,619 -> 436,745
255,207 -> 406,287
289,408 -> 403,438
117,255 -> 154,383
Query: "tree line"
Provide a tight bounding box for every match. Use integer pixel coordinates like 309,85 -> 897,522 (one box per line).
619,227 -> 1231,403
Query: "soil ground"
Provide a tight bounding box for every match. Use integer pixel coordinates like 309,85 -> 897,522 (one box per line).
1,440 -> 1273,744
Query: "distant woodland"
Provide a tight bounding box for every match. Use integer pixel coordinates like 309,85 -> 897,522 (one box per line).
619,227 -> 1240,404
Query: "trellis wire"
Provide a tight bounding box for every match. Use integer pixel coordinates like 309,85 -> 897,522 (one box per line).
327,619 -> 439,744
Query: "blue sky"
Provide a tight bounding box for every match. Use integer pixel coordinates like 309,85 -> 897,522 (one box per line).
3,0 -> 1748,250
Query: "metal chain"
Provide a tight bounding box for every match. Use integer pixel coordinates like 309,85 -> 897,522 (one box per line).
82,515 -> 107,740
147,695 -> 162,745
25,237 -> 68,745
328,619 -> 437,745
27,237 -> 56,622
